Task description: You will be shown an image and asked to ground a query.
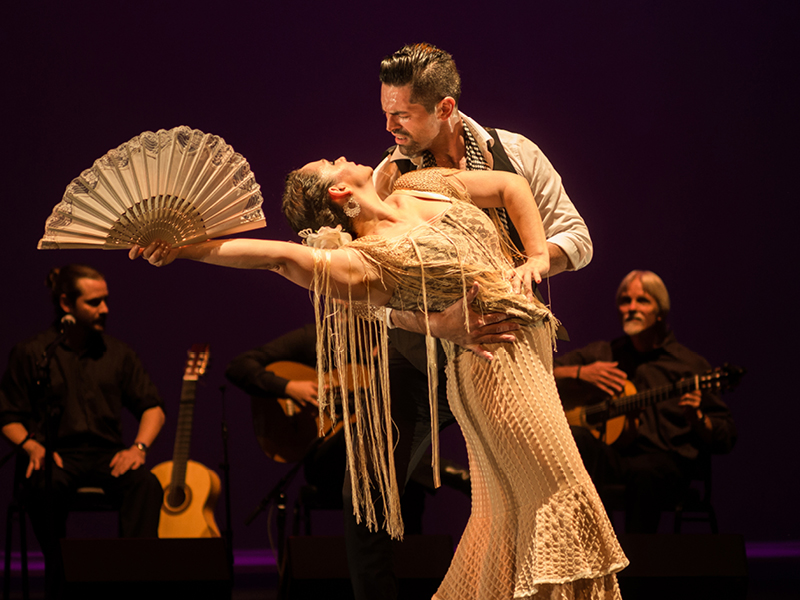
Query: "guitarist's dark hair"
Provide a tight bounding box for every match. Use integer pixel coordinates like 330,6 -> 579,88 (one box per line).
616,270 -> 671,319
47,264 -> 105,319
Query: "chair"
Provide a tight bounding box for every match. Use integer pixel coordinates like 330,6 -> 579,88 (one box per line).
672,454 -> 718,533
3,469 -> 120,600
598,454 -> 718,534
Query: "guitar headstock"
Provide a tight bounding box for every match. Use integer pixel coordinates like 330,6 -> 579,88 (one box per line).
699,363 -> 746,393
184,343 -> 210,382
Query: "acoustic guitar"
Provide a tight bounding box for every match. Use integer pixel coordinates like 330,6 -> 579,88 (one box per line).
252,361 -> 369,463
560,364 -> 745,446
151,344 -> 221,538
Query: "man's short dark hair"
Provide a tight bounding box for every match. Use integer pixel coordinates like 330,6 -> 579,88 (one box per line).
379,43 -> 461,112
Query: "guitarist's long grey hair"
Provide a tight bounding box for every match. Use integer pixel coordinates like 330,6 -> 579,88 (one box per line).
616,270 -> 671,320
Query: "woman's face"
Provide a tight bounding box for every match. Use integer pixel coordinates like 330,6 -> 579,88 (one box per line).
303,157 -> 373,188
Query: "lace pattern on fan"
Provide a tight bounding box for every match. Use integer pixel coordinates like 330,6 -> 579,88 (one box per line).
38,125 -> 266,249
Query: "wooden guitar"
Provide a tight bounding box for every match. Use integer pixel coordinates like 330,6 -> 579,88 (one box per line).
252,361 -> 369,463
151,344 -> 221,538
561,364 -> 745,446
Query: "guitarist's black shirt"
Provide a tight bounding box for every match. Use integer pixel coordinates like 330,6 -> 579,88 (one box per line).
226,323 -> 318,398
0,325 -> 163,450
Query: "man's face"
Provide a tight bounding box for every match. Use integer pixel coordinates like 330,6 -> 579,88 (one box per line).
381,84 -> 442,158
63,278 -> 109,331
618,278 -> 660,337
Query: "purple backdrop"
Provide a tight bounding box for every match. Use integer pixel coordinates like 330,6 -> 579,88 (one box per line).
2,1 -> 797,552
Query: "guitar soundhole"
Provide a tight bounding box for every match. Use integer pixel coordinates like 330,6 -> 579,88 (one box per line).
163,485 -> 192,514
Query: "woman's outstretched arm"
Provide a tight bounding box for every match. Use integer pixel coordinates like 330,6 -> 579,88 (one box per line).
129,238 -> 393,305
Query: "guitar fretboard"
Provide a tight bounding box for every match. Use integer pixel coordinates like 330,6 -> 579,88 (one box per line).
607,376 -> 699,418
581,375 -> 704,423
170,379 -> 197,488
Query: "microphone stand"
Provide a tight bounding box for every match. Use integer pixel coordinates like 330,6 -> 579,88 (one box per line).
37,318 -> 74,482
1,316 -> 93,476
245,436 -> 324,573
34,317 -> 72,593
218,385 -> 234,596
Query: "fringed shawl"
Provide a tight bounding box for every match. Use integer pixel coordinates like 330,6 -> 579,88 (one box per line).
307,169 -> 555,540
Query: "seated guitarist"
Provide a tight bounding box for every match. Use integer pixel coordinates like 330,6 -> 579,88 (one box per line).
224,323 -> 437,533
553,270 -> 737,533
0,264 -> 165,599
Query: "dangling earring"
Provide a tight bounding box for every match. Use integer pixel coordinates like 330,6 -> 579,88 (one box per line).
343,196 -> 361,218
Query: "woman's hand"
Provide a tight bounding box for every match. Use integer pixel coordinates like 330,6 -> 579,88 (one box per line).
129,240 -> 179,266
512,255 -> 549,300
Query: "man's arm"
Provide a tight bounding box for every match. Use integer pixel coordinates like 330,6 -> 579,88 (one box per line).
226,324 -> 320,407
693,390 -> 737,454
109,406 -> 165,477
497,129 -> 593,272
1,344 -> 65,477
2,422 -> 64,478
388,283 -> 520,361
547,243 -> 571,277
552,361 -> 628,396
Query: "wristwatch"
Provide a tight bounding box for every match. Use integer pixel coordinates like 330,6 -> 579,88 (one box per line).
134,441 -> 148,453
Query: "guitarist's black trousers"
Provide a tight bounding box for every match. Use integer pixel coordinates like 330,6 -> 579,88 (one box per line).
18,446 -> 163,598
570,426 -> 693,533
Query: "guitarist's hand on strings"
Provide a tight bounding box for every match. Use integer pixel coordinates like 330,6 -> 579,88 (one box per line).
285,380 -> 321,408
577,361 -> 628,396
679,390 -> 708,423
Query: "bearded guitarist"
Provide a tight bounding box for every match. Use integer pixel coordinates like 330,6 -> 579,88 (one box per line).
553,270 -> 738,533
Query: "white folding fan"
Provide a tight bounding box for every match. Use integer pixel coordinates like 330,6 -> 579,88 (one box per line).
38,126 -> 266,250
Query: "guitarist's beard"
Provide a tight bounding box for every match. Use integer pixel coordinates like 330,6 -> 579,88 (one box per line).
623,317 -> 666,343
623,317 -> 648,336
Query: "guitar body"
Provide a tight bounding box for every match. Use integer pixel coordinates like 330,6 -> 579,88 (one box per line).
152,459 -> 221,538
559,363 -> 744,446
251,362 -> 324,463
562,380 -> 637,446
252,361 -> 365,463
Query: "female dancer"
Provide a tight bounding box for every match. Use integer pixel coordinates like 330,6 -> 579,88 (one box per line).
131,159 -> 626,599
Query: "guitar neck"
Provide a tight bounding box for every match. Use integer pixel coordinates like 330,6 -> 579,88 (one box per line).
607,375 -> 700,418
170,378 -> 196,488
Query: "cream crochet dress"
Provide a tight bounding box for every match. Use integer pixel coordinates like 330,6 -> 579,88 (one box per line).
311,169 -> 627,599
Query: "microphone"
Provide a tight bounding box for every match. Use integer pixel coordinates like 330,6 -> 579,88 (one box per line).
60,314 -> 76,332
38,314 -> 76,369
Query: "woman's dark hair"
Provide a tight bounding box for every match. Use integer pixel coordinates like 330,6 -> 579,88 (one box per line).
281,169 -> 355,234
47,264 -> 104,317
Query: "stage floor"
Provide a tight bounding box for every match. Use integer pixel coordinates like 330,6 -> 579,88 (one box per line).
2,540 -> 798,600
